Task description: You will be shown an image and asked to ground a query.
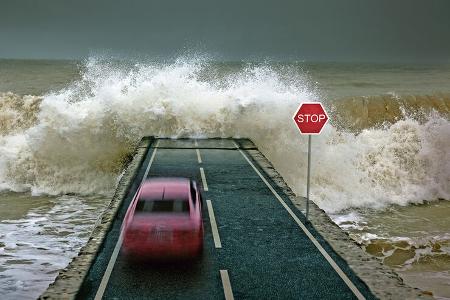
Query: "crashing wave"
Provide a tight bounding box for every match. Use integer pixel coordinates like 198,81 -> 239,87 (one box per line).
0,58 -> 448,212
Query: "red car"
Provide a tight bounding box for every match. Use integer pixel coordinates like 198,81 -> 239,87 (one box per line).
122,177 -> 204,260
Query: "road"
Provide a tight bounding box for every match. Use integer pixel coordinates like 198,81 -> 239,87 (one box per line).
77,138 -> 375,300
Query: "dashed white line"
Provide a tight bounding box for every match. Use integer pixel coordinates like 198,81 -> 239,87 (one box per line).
220,270 -> 234,300
200,167 -> 208,191
234,140 -> 366,300
206,200 -> 222,248
94,139 -> 160,300
196,149 -> 202,163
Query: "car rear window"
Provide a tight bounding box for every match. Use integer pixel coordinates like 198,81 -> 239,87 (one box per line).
135,199 -> 189,214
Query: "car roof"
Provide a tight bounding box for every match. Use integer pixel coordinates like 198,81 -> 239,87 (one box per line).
139,177 -> 190,201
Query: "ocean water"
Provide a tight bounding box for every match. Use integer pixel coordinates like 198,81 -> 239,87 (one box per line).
0,57 -> 449,299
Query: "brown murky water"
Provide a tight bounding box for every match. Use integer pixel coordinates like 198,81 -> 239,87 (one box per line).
332,201 -> 450,299
0,192 -> 107,299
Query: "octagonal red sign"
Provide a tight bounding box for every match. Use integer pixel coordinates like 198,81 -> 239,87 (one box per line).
293,102 -> 329,134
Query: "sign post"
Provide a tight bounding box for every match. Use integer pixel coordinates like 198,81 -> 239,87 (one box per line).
293,102 -> 329,222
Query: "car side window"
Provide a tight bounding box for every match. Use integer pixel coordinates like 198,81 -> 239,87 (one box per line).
190,181 -> 197,205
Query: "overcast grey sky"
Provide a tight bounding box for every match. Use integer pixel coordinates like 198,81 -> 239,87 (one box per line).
1,0 -> 449,62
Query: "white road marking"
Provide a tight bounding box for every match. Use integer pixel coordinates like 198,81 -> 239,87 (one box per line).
220,270 -> 234,300
140,139 -> 160,184
94,232 -> 124,300
206,200 -> 222,248
194,139 -> 199,147
234,141 -> 366,300
232,140 -> 239,148
196,149 -> 202,163
94,139 -> 160,300
200,167 -> 208,191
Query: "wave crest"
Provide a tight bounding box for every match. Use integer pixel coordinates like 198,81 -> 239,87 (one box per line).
0,58 -> 448,212
0,92 -> 42,135
331,93 -> 450,131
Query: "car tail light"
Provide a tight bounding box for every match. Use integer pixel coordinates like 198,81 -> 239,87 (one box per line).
174,229 -> 198,240
125,225 -> 145,239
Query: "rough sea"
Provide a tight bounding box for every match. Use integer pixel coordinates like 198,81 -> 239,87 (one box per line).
0,57 -> 449,299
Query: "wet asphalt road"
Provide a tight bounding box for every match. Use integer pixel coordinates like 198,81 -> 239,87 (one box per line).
78,138 -> 375,300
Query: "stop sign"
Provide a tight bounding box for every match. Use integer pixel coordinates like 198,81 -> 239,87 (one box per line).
293,102 -> 329,134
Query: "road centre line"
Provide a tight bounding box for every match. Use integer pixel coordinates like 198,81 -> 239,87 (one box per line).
220,270 -> 235,300
196,149 -> 202,163
206,200 -> 222,248
94,140 -> 160,300
234,141 -> 366,300
200,167 -> 208,191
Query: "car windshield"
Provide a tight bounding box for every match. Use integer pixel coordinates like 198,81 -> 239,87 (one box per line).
135,198 -> 189,214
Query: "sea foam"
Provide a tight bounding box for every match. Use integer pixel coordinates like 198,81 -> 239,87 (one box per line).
0,57 -> 448,212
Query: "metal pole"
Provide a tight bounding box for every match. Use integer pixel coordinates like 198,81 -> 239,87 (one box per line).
306,135 -> 311,222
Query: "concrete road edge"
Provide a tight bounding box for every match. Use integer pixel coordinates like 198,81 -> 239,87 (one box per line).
38,137 -> 154,300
